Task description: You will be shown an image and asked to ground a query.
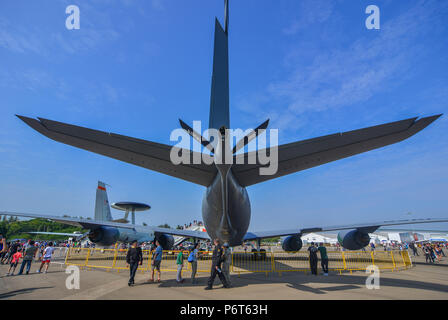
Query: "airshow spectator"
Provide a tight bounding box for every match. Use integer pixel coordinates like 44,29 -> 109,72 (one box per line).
409,242 -> 419,256
318,243 -> 329,276
0,234 -> 6,264
150,240 -> 163,282
37,242 -> 55,274
188,243 -> 199,284
176,250 -> 184,283
5,240 -> 21,264
205,239 -> 229,290
126,240 -> 143,286
308,242 -> 318,275
6,248 -> 23,276
18,240 -> 38,275
222,243 -> 232,287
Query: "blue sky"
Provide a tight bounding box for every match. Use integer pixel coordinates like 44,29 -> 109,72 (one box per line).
1,0 -> 447,232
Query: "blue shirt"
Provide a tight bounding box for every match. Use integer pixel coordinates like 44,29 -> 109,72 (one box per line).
189,249 -> 198,262
153,245 -> 163,261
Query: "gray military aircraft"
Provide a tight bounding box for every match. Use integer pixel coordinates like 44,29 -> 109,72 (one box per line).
2,181 -> 209,248
7,0 -> 447,252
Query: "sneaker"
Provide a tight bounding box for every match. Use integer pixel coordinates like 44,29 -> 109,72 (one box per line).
204,286 -> 212,290
5,273 -> 9,276
44,271 -> 47,274
36,270 -> 40,273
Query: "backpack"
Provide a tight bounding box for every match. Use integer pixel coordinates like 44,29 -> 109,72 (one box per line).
187,251 -> 195,263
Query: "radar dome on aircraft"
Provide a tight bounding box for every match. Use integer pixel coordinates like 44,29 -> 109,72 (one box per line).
111,202 -> 150,224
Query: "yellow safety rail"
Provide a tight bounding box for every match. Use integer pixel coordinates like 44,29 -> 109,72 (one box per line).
65,247 -> 413,275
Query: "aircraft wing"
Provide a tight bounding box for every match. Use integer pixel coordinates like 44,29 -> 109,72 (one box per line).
28,232 -> 83,236
232,115 -> 441,187
16,116 -> 217,187
243,218 -> 448,241
0,211 -> 210,240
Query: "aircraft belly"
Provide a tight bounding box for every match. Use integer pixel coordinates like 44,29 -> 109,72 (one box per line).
202,170 -> 250,246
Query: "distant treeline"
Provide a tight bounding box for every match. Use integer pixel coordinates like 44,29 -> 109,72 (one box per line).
0,216 -> 85,241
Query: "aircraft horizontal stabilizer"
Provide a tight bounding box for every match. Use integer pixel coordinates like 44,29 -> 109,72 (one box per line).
16,116 -> 217,186
232,115 -> 442,187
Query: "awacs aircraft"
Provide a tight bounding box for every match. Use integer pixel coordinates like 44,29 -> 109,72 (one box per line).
7,0 -> 447,252
2,182 -> 209,248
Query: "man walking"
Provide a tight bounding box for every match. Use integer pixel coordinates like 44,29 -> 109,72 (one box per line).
205,239 -> 229,290
222,243 -> 232,287
18,240 -> 38,275
126,240 -> 143,286
318,243 -> 329,276
308,242 -> 318,275
37,242 -> 55,274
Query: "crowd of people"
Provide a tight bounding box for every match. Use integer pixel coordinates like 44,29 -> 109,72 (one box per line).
0,234 -> 57,276
177,220 -> 204,230
124,238 -> 231,290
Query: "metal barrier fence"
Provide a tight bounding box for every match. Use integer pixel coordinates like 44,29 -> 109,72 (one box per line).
65,248 -> 412,275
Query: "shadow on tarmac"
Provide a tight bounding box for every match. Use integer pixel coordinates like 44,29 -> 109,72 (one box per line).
141,268 -> 448,294
0,287 -> 54,299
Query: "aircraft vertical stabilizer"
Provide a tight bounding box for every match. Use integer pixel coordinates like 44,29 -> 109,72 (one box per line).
209,1 -> 230,131
94,181 -> 112,221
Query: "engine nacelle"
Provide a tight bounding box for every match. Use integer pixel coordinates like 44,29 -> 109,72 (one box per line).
88,226 -> 119,246
337,229 -> 370,250
156,233 -> 174,250
282,235 -> 303,252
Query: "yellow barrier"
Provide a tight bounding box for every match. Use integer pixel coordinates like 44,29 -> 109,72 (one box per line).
65,248 -> 413,275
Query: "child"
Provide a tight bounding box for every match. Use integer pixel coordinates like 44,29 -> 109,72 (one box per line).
6,248 -> 23,276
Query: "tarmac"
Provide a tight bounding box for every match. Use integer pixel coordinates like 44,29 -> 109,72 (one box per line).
0,251 -> 447,300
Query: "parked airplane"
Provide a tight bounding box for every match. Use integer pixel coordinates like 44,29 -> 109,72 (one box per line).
7,0 -> 447,252
2,182 -> 209,248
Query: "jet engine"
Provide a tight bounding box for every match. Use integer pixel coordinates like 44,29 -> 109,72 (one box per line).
88,226 -> 119,246
337,229 -> 370,250
282,235 -> 303,252
156,233 -> 174,250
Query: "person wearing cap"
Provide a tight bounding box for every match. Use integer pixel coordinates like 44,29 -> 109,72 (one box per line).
222,243 -> 232,287
126,240 -> 143,286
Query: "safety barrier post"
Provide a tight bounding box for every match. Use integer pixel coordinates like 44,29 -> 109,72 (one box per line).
64,247 -> 69,265
370,251 -> 375,266
112,249 -> 118,269
341,251 -> 347,271
85,249 -> 91,268
390,251 -> 396,271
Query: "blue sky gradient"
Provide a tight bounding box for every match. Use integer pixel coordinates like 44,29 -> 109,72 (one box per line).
1,0 -> 447,231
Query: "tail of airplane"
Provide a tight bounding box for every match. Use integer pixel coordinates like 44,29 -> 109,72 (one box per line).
209,0 -> 230,131
94,181 -> 113,221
